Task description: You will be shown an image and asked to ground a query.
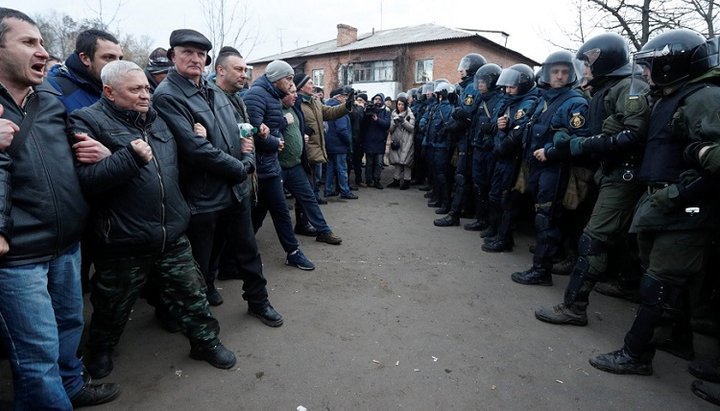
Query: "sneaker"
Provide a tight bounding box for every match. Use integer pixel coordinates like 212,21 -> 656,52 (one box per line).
206,286 -> 224,306
534,303 -> 588,326
190,343 -> 237,369
316,231 -> 342,245
70,382 -> 121,407
248,303 -> 284,327
589,348 -> 653,375
285,249 -> 315,270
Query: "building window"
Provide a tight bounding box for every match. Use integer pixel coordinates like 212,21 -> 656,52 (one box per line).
343,60 -> 395,83
312,69 -> 324,89
415,59 -> 433,83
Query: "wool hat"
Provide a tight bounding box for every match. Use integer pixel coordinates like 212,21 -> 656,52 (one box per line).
265,60 -> 294,83
293,73 -> 310,89
357,93 -> 368,102
167,29 -> 212,66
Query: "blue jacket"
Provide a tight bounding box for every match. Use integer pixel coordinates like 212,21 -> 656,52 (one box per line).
243,75 -> 287,178
494,89 -> 541,158
361,93 -> 391,154
46,53 -> 102,113
325,98 -> 352,155
428,99 -> 455,149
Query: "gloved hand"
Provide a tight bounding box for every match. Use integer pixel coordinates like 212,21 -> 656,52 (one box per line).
552,130 -> 572,148
602,114 -> 625,135
683,141 -> 714,168
569,137 -> 585,156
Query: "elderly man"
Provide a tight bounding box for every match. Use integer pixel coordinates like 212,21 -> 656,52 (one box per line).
0,7 -> 119,408
153,29 -> 282,324
72,60 -> 237,379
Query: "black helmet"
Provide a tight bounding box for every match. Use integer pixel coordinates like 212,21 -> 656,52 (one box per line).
474,63 -> 502,92
539,50 -> 578,88
497,64 -> 536,95
575,33 -> 633,84
634,28 -> 719,87
457,53 -> 487,79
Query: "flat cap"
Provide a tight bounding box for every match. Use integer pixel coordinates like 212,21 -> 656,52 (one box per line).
167,29 -> 212,66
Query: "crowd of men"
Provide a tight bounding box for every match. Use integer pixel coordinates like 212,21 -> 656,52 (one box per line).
2,4 -> 720,408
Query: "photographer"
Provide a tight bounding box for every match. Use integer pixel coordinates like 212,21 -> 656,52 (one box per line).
387,94 -> 415,189
361,93 -> 391,188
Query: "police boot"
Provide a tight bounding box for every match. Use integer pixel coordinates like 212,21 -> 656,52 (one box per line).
294,208 -> 318,237
434,182 -> 451,214
464,188 -> 489,231
653,290 -> 695,360
552,253 -> 577,276
84,350 -> 114,380
400,180 -> 410,190
511,265 -> 553,286
481,209 -> 513,252
387,179 -> 400,188
689,358 -> 720,382
692,380 -> 720,407
535,253 -> 597,326
434,211 -> 460,227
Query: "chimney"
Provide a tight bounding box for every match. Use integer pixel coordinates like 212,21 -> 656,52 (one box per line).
337,24 -> 358,47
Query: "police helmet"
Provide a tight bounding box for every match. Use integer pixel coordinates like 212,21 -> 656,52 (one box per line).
408,88 -> 418,99
634,28 -> 719,87
396,92 -> 408,100
496,64 -> 536,95
474,63 -> 502,92
457,53 -> 487,79
434,81 -> 456,98
539,50 -> 578,88
575,33 -> 633,85
421,82 -> 435,95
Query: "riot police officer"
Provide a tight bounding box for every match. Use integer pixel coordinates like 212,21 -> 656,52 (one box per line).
482,64 -> 540,252
589,29 -> 720,376
464,64 -> 504,232
511,51 -> 590,286
417,81 -> 438,193
535,33 -> 649,323
435,54 -> 486,226
425,82 -> 457,214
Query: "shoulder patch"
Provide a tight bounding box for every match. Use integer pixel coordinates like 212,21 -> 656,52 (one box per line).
464,94 -> 474,106
570,112 -> 585,129
514,109 -> 526,121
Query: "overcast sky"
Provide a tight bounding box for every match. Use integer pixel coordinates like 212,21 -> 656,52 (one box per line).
6,0 -> 582,63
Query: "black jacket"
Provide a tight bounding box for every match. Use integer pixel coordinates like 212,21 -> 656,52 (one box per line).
153,69 -> 253,214
243,74 -> 286,179
0,82 -> 88,267
70,98 -> 191,252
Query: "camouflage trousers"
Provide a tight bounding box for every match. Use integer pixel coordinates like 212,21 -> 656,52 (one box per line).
87,236 -> 219,353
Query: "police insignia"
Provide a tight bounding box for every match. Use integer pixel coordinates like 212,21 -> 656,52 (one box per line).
464,95 -> 474,106
514,109 -> 525,120
570,113 -> 585,128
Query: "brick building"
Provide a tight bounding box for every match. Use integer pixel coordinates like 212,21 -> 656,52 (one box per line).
248,23 -> 540,99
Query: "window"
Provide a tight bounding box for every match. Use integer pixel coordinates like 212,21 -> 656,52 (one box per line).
415,59 -> 433,83
312,69 -> 324,89
340,60 -> 394,84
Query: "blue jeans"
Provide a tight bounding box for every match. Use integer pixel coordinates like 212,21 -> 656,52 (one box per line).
326,153 -> 351,196
0,242 -> 84,410
252,175 -> 300,253
282,164 -> 331,234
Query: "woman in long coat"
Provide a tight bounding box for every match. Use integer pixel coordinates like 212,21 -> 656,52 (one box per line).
387,96 -> 415,189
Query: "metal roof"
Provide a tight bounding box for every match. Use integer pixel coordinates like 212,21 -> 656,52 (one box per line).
248,23 -> 537,65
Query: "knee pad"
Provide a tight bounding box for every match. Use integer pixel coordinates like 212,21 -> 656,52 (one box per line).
454,174 -> 465,186
534,213 -> 551,231
578,233 -> 604,257
638,275 -> 682,307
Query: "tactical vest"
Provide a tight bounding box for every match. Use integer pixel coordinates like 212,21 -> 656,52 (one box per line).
638,83 -> 709,183
527,89 -> 580,158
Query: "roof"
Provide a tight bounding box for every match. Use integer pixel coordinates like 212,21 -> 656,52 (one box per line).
248,23 -> 539,65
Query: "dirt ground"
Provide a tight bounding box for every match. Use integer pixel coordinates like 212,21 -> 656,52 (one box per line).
1,168 -> 716,410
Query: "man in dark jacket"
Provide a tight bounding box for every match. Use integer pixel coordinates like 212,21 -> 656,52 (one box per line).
144,47 -> 173,93
325,87 -> 358,199
243,60 -> 322,270
153,29 -> 282,325
0,8 -> 119,408
362,93 -> 391,188
46,28 -> 123,113
72,60 -> 237,379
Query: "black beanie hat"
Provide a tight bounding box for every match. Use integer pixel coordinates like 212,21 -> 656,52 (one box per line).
293,73 -> 310,89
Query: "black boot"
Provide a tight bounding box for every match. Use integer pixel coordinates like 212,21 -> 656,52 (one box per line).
464,219 -> 488,231
511,266 -> 553,286
589,348 -> 653,375
294,208 -> 318,237
692,380 -> 720,406
399,180 -> 410,190
434,212 -> 459,227
84,350 -> 114,380
387,179 -> 400,188
206,283 -> 223,306
373,180 -> 384,189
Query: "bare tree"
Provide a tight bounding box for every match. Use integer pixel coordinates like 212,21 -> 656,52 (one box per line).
581,0 -> 719,50
200,0 -> 260,62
